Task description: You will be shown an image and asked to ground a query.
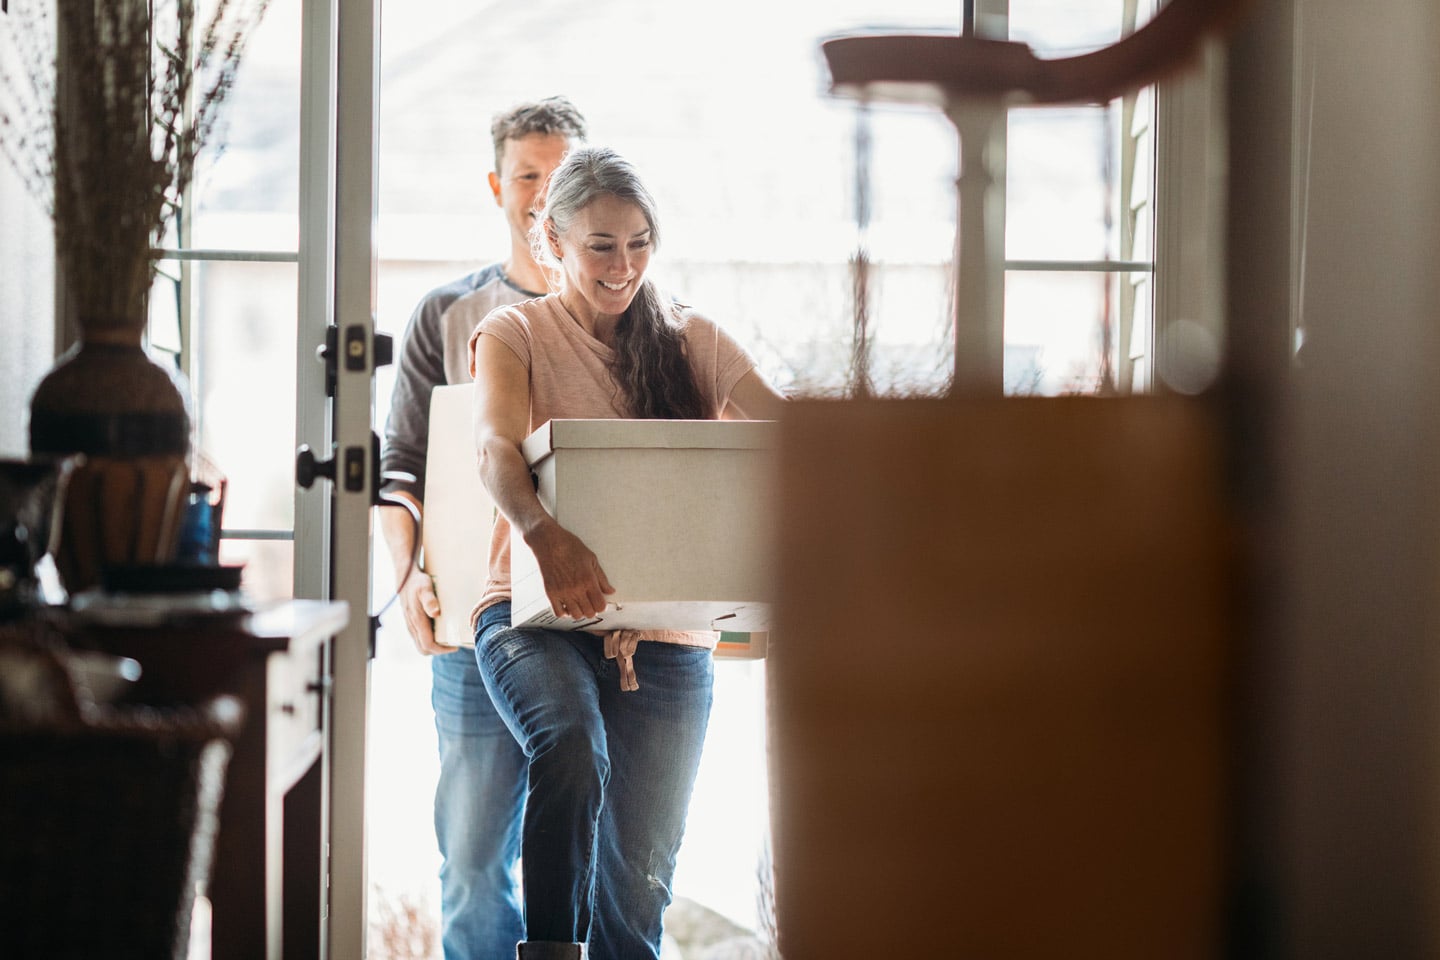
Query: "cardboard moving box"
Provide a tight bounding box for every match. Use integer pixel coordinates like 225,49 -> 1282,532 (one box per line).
510,418 -> 777,634
422,392 -> 773,654
420,384 -> 494,649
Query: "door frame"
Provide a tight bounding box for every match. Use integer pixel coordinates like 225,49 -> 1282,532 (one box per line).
297,0 -> 379,954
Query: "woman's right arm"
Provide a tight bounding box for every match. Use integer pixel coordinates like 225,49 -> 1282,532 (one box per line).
723,368 -> 787,421
472,332 -> 615,620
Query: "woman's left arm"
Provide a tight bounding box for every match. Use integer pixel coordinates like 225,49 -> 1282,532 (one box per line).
722,368 -> 787,421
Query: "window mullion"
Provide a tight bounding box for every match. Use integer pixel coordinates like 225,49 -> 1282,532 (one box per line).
1153,37 -> 1228,395
155,248 -> 301,262
175,7 -> 199,444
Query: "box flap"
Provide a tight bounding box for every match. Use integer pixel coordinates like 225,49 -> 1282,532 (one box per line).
521,418 -> 776,466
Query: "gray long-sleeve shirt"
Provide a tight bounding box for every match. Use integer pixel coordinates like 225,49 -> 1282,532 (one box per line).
380,263 -> 543,503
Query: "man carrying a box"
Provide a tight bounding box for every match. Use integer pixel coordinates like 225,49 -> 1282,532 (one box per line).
379,96 -> 588,960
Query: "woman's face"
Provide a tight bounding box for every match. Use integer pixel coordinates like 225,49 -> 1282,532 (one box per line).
549,193 -> 653,327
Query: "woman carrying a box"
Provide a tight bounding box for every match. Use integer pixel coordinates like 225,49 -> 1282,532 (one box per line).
465,145 -> 785,960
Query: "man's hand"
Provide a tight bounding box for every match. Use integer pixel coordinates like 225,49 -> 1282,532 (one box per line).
399,565 -> 454,655
379,493 -> 456,655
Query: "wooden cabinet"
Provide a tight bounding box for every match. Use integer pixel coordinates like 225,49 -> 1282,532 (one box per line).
65,600 -> 349,960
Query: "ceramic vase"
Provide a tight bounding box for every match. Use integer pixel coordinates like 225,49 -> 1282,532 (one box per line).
28,325 -> 191,594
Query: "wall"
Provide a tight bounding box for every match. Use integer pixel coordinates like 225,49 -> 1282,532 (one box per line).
1284,1 -> 1440,954
1229,1 -> 1440,956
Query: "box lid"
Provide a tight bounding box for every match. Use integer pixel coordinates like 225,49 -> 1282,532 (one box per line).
521,418 -> 775,466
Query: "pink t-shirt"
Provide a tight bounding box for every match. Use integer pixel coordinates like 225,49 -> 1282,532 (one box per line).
465,293 -> 758,644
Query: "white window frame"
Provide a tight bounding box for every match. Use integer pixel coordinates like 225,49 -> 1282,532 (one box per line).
976,0 -> 1222,398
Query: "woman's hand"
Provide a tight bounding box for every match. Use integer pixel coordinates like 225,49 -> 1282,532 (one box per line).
525,518 -> 616,620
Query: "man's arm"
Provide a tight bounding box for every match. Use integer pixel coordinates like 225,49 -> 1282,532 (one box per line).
382,294 -> 453,505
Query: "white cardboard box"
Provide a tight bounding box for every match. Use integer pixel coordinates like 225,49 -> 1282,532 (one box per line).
422,393 -> 773,655
420,384 -> 494,649
509,418 -> 777,634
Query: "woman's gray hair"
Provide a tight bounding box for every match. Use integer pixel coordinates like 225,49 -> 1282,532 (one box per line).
533,147 -> 705,420
532,146 -> 659,272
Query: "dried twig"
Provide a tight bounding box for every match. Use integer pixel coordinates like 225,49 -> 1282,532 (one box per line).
369,887 -> 440,960
0,0 -> 270,333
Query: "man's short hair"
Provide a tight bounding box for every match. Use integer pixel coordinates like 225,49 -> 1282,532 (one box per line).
491,96 -> 588,171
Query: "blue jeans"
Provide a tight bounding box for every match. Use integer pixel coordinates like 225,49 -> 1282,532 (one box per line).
474,601 -> 714,960
431,643 -> 527,959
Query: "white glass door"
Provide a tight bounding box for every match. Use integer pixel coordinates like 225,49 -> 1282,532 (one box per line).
151,0 -> 380,952
301,0 -> 381,955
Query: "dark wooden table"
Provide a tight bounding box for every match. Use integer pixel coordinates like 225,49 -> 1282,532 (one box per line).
59,599 -> 349,960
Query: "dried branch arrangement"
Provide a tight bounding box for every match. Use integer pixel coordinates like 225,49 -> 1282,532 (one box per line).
0,0 -> 269,335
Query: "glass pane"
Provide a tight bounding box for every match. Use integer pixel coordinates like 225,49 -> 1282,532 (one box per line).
861,107 -> 957,396
1010,0 -> 1126,54
147,266 -> 184,356
190,260 -> 298,531
189,0 -> 302,252
1006,104 -> 1120,261
866,261 -> 954,395
660,257 -> 854,399
1004,270 -> 1127,395
821,0 -> 965,33
1130,273 -> 1154,362
219,538 -> 294,604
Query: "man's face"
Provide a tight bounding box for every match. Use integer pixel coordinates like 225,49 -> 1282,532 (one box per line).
490,132 -> 573,251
